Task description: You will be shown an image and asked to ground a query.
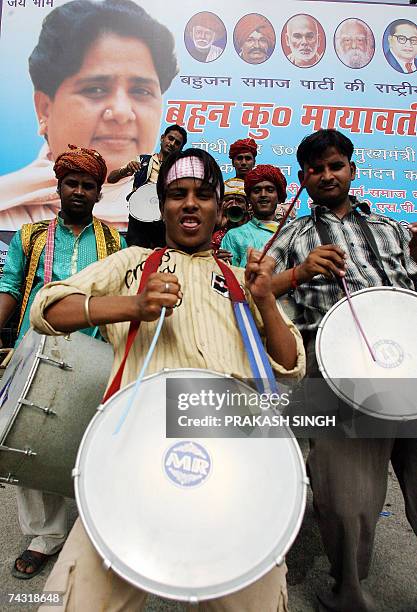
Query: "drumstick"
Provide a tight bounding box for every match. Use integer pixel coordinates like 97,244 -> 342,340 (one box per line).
257,169 -> 314,265
340,277 -> 377,362
113,307 -> 167,435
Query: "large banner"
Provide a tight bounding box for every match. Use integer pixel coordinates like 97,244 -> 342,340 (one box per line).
0,0 -> 416,232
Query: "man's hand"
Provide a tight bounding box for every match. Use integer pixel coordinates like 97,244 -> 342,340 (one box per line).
133,272 -> 182,321
123,159 -> 141,176
296,244 -> 347,283
107,159 -> 141,183
245,248 -> 276,306
215,248 -> 232,264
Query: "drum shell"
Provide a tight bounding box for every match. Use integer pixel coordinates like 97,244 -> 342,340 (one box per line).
0,330 -> 112,497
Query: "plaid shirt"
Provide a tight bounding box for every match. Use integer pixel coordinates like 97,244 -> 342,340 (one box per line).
268,199 -> 417,332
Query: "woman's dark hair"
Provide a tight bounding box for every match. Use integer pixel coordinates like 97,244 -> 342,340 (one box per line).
163,124 -> 188,147
29,0 -> 178,97
157,148 -> 224,207
296,129 -> 354,169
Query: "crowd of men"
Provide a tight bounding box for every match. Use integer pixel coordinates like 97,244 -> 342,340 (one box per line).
0,122 -> 416,612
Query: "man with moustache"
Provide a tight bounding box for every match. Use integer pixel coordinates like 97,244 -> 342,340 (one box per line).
186,13 -> 224,62
227,138 -> 258,183
31,148 -> 305,611
0,146 -> 126,579
284,14 -> 323,68
335,19 -> 374,69
386,19 -> 417,73
107,124 -> 187,248
221,165 -> 287,267
235,15 -> 275,64
269,129 -> 417,612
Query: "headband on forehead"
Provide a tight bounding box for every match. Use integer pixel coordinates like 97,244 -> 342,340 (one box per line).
165,156 -> 221,200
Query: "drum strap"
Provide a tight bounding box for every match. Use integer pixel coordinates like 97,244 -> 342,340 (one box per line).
214,257 -> 278,394
314,212 -> 392,287
103,248 -> 278,402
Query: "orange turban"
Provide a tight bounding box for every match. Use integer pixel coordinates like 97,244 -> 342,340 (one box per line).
244,165 -> 287,202
235,15 -> 275,51
53,144 -> 107,188
228,138 -> 258,160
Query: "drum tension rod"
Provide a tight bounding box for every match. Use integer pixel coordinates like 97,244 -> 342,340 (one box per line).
37,352 -> 73,370
0,473 -> 19,485
0,444 -> 37,457
18,398 -> 57,416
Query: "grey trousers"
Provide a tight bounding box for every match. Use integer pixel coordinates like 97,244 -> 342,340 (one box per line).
16,487 -> 68,555
305,338 -> 417,612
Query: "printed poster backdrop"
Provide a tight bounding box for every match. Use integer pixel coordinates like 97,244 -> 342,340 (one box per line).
0,0 -> 416,233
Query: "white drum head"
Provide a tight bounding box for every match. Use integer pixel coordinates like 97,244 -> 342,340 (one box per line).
316,287 -> 417,420
129,182 -> 161,222
74,369 -> 306,602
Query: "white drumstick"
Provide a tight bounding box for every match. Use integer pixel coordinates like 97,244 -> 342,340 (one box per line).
113,307 -> 167,434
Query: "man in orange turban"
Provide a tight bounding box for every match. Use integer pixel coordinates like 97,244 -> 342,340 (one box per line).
0,144 -> 125,580
221,164 -> 287,267
235,15 -> 275,64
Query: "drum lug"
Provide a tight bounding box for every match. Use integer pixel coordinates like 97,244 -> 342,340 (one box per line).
0,473 -> 19,485
275,554 -> 284,566
102,558 -> 112,571
0,444 -> 37,457
303,476 -> 310,486
37,352 -> 73,370
19,398 -> 56,416
188,596 -> 199,605
71,467 -> 80,480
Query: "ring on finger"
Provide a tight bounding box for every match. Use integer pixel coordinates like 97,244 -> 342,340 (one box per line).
164,282 -> 170,293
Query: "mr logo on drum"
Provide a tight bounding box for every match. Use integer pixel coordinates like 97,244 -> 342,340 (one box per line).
163,441 -> 212,488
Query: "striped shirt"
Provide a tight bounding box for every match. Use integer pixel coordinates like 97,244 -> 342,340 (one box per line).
268,203 -> 417,332
30,248 -> 305,390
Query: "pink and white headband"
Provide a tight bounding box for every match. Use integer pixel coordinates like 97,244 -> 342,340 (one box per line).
165,156 -> 221,200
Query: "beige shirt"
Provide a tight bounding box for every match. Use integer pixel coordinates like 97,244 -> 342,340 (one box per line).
30,247 -> 305,390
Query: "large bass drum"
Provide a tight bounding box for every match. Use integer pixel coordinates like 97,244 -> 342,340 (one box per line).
74,369 -> 307,602
0,329 -> 113,496
316,286 -> 417,421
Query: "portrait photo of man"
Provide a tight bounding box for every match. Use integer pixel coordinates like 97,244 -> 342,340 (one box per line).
0,0 -> 179,231
184,12 -> 226,63
281,14 -> 325,68
334,18 -> 375,69
234,13 -> 275,65
384,19 -> 417,74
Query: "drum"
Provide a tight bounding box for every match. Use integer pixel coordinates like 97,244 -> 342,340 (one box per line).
0,329 -> 113,496
316,286 -> 417,420
129,182 -> 161,222
74,369 -> 307,602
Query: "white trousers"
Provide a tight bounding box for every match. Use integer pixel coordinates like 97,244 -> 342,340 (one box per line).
16,487 -> 68,555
